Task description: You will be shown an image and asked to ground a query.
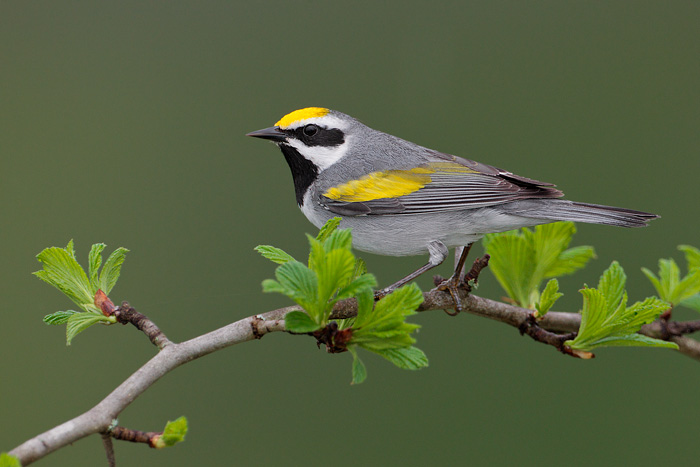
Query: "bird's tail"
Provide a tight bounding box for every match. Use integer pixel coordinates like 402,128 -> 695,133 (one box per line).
503,199 -> 659,228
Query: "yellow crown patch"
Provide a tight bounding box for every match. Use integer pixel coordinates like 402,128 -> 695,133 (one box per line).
275,107 -> 330,128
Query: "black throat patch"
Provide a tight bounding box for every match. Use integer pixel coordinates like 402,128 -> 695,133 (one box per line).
279,144 -> 319,206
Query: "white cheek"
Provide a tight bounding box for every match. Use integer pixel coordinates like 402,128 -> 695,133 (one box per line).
286,138 -> 349,171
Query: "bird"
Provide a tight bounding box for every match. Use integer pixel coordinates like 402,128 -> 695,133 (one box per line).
247,107 -> 658,308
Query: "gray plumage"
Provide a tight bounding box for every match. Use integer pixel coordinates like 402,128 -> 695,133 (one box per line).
249,107 -> 658,261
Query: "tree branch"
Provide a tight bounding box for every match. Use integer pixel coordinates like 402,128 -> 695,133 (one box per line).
9,289 -> 699,464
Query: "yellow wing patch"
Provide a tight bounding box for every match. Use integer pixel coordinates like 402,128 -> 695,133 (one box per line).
275,107 -> 330,129
323,169 -> 434,202
323,162 -> 479,202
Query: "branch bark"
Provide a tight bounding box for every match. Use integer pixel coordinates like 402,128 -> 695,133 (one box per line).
9,290 -> 699,464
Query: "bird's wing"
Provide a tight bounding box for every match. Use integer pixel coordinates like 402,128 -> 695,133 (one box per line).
319,157 -> 563,216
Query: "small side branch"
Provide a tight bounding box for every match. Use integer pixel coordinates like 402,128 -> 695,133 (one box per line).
517,314 -> 583,358
110,426 -> 162,448
101,433 -> 115,467
115,301 -> 172,349
95,290 -> 172,349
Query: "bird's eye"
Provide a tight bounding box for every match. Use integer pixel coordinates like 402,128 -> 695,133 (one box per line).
303,124 -> 318,137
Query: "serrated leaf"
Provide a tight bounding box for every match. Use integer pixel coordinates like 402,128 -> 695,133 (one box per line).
274,261 -> 319,315
679,245 -> 700,271
335,273 -> 377,301
546,245 -> 596,278
641,267 -> 662,296
261,279 -> 286,294
591,334 -> 678,349
371,346 -> 428,370
567,262 -> 676,352
535,279 -> 563,316
315,217 -> 342,242
642,253 -> 700,305
0,453 -> 21,467
484,222 -> 593,308
597,261 -> 627,315
153,416 -> 187,449
255,245 -> 295,265
482,231 -> 532,307
284,311 -> 322,333
34,242 -> 94,310
98,247 -> 128,295
43,310 -> 79,325
349,347 -> 367,384
322,228 -> 352,254
66,312 -> 111,345
88,243 -> 106,290
680,293 -> 700,312
315,248 -> 356,308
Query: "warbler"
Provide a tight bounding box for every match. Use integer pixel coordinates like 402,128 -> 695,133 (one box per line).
248,107 -> 657,304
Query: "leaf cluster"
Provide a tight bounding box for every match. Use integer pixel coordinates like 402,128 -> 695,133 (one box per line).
483,222 -> 594,309
152,416 -> 188,449
34,241 -> 128,344
256,218 -> 427,383
566,261 -> 677,351
0,453 -> 21,467
642,245 -> 700,311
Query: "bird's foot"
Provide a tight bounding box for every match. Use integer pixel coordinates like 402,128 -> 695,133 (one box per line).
433,254 -> 491,315
435,274 -> 464,315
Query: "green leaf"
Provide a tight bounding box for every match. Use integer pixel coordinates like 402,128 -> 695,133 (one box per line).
535,279 -> 563,317
255,245 -> 295,265
43,310 -> 79,325
322,228 -> 353,254
0,453 -> 21,467
483,222 -> 594,308
680,293 -> 700,312
98,247 -> 128,295
66,312 -> 112,345
349,346 -> 367,384
679,245 -> 700,271
274,261 -> 319,317
152,416 -> 188,449
34,241 -> 94,310
261,279 -> 286,294
315,217 -> 342,242
284,311 -> 322,333
546,245 -> 596,278
597,261 -> 627,316
371,346 -> 429,370
642,253 -> 700,306
88,243 -> 106,290
314,248 -> 356,309
351,284 -> 423,352
566,262 -> 676,352
336,273 -> 378,301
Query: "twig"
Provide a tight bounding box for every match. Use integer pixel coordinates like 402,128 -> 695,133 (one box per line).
101,433 -> 115,467
9,289 -> 700,464
110,426 -> 161,448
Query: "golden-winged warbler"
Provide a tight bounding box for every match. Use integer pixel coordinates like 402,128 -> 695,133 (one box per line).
248,107 -> 657,304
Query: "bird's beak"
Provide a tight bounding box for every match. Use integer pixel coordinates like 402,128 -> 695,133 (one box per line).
246,126 -> 288,142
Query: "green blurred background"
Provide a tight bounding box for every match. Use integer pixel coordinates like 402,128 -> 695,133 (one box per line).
2,1 -> 698,465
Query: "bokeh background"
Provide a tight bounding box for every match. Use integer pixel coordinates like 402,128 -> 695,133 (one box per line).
2,1 -> 699,465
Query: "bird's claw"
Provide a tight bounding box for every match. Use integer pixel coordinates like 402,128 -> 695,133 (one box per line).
436,275 -> 465,315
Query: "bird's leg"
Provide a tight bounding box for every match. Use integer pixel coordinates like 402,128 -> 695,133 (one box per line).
436,243 -> 474,313
375,240 -> 448,300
